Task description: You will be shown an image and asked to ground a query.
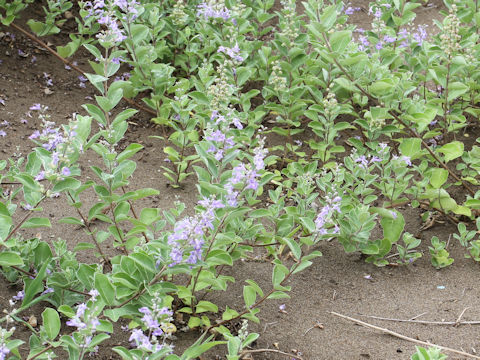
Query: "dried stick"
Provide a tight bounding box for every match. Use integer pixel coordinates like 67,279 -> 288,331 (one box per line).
331,311 -> 480,359
455,307 -> 471,327
8,22 -> 157,116
359,313 -> 480,326
409,312 -> 428,320
240,348 -> 304,360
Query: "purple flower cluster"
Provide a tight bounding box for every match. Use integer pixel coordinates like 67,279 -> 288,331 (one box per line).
9,290 -> 24,306
392,155 -> 412,166
397,26 -> 428,48
114,71 -> 131,82
206,130 -> 235,161
168,197 -> 225,266
66,302 -> 100,331
0,120 -> 9,137
78,75 -> 88,88
0,344 -> 9,360
354,154 -> 382,169
358,35 -> 369,51
413,25 -> 428,46
205,110 -> 244,160
43,72 -> 53,87
315,193 -> 341,236
197,2 -> 231,21
218,44 -> 244,63
84,0 -> 139,43
344,5 -> 361,15
29,120 -> 68,152
225,137 -> 268,206
130,307 -> 173,351
28,108 -> 79,181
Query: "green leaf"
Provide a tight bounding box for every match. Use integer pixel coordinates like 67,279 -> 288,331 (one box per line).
188,316 -> 201,328
117,144 -> 143,163
58,305 -> 75,318
0,252 -> 23,266
20,217 -> 51,229
189,91 -> 209,105
205,250 -> 233,266
42,308 -> 60,340
320,5 -> 338,32
447,81 -> 469,102
52,178 -> 81,193
94,273 -> 115,305
243,285 -> 256,308
83,44 -> 102,60
370,80 -> 394,95
182,341 -> 226,359
22,261 -> 48,307
74,242 -> 96,251
244,280 -> 263,298
399,138 -> 421,159
429,168 -> 448,189
195,301 -> 218,313
330,30 -> 351,53
266,291 -> 290,300
437,141 -> 464,162
0,202 -> 12,241
381,211 -> 405,243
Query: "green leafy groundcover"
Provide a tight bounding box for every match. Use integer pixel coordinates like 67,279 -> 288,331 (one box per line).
0,0 -> 479,358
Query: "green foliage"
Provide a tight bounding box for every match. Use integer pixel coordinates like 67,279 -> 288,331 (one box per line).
2,0 -> 480,357
411,346 -> 447,360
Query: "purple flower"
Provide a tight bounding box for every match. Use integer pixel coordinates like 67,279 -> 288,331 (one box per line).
0,130 -> 5,137
197,2 -> 231,21
401,155 -> 412,166
315,193 -> 341,235
12,290 -> 24,301
217,43 -> 244,62
61,167 -> 71,176
375,41 -> 383,50
345,6 -> 361,15
393,155 -> 412,166
232,117 -> 243,129
383,35 -> 396,43
0,344 -> 10,360
35,171 -> 45,181
29,130 -> 40,140
41,287 -> 54,295
358,36 -> 370,51
30,103 -> 42,111
129,329 -> 152,350
413,25 -> 427,46
355,155 -> 369,169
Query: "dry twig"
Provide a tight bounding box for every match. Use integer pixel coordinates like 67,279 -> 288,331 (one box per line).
331,311 -> 480,359
240,348 -> 304,360
359,313 -> 480,326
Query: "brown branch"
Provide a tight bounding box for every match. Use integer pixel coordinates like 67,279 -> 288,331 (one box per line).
359,313 -> 480,326
8,22 -> 157,116
331,311 -> 480,359
240,348 -> 304,360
